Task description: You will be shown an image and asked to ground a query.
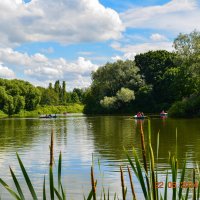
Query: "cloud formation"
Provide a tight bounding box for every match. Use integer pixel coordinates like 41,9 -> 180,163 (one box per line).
121,0 -> 200,33
0,0 -> 124,47
0,64 -> 15,79
0,48 -> 98,89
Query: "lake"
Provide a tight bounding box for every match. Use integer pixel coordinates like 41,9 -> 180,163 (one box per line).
0,115 -> 200,199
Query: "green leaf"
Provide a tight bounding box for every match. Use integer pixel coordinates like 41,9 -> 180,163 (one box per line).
178,160 -> 186,199
58,151 -> 62,191
61,183 -> 66,200
43,176 -> 46,200
16,153 -> 38,200
124,148 -> 138,179
49,166 -> 54,200
185,188 -> 189,200
9,167 -> 25,200
132,147 -> 148,199
164,171 -> 168,200
0,178 -> 21,200
54,188 -> 63,200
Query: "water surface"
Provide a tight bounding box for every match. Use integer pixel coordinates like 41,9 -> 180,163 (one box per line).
0,115 -> 199,199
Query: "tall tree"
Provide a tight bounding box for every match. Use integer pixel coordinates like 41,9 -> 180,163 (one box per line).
61,81 -> 66,103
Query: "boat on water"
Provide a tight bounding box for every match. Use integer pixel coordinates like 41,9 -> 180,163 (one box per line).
39,114 -> 57,119
133,115 -> 146,119
160,111 -> 168,118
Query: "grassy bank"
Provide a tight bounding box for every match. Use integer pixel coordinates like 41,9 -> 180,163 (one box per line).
0,104 -> 84,117
0,110 -> 7,118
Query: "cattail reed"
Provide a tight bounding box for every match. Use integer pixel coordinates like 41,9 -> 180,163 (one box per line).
193,168 -> 196,200
127,166 -> 136,200
140,122 -> 150,193
91,166 -> 96,200
120,166 -> 126,200
139,122 -> 148,174
50,128 -> 54,166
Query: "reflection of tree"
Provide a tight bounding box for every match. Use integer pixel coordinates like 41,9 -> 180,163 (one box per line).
147,119 -> 200,169
0,118 -> 42,151
0,117 -> 69,153
85,116 -> 143,161
85,116 -> 200,170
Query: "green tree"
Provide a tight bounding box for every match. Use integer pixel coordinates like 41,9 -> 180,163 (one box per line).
174,30 -> 200,92
13,95 -> 25,113
116,87 -> 135,103
40,88 -> 59,105
84,60 -> 145,113
25,87 -> 41,110
54,80 -> 60,94
71,92 -> 80,103
61,81 -> 66,104
135,50 -> 178,110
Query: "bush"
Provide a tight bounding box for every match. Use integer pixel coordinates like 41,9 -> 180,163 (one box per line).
168,95 -> 200,117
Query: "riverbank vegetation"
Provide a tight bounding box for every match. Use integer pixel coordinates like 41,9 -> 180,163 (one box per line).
83,30 -> 200,117
0,79 -> 84,116
0,121 -> 199,199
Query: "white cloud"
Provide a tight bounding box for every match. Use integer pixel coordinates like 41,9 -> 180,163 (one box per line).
111,41 -> 173,61
150,33 -> 168,41
0,48 -> 98,89
0,0 -> 124,47
0,64 -> 15,79
111,52 -> 136,61
121,0 -> 200,33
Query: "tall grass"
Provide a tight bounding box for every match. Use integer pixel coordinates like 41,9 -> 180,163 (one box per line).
0,120 -> 199,199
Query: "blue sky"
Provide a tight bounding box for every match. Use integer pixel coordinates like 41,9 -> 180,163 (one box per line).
0,0 -> 199,90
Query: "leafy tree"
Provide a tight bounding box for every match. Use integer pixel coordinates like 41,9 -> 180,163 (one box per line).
54,80 -> 60,94
100,96 -> 117,109
135,50 -> 179,109
13,95 -> 25,113
61,81 -> 66,103
84,60 -> 145,113
71,92 -> 80,103
25,87 -> 41,110
40,88 -> 59,106
116,87 -> 135,103
73,88 -> 85,102
174,30 -> 200,91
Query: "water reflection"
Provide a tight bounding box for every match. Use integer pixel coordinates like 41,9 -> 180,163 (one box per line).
0,116 -> 200,199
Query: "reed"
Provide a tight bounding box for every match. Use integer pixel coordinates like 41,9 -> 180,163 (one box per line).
127,165 -> 136,200
91,166 -> 96,200
50,128 -> 54,167
120,166 -> 126,200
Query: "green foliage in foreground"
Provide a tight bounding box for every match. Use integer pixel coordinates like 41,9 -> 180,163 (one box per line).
1,120 -> 200,199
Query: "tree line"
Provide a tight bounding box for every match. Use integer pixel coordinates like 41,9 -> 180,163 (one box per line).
83,30 -> 200,117
0,79 -> 85,115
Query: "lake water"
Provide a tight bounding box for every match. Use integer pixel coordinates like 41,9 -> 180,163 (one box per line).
0,115 -> 200,199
